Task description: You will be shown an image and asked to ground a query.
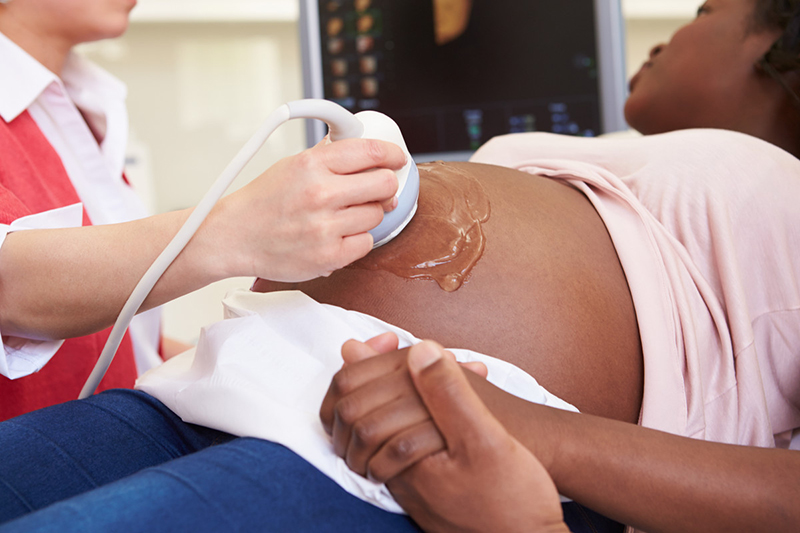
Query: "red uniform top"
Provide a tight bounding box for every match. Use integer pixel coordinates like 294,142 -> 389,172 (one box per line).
0,111 -> 137,421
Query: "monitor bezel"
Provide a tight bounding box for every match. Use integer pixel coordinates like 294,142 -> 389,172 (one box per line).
298,0 -> 628,160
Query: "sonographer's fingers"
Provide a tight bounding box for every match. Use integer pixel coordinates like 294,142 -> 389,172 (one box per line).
327,168 -> 399,211
316,139 -> 404,213
382,195 -> 399,213
335,202 -> 385,238
217,139 -> 404,282
317,138 -> 407,175
333,233 -> 374,274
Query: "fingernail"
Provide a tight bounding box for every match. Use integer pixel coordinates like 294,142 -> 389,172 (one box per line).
408,341 -> 442,374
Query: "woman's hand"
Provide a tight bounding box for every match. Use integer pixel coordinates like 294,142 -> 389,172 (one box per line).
320,333 -> 487,480
212,138 -> 405,283
320,335 -> 446,479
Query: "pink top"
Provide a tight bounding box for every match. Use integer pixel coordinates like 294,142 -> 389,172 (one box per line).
472,129 -> 800,448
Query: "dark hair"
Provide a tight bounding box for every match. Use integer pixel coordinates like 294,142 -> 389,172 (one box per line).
753,0 -> 800,106
755,0 -> 800,68
754,0 -> 800,26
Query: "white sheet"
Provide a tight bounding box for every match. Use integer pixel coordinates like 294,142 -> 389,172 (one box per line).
136,289 -> 577,513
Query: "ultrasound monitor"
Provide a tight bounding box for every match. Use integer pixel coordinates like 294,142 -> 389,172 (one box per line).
299,0 -> 628,160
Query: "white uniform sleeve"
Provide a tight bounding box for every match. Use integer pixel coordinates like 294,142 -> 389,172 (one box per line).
0,204 -> 83,379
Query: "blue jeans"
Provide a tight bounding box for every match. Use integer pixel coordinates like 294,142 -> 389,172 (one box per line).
0,390 -> 623,532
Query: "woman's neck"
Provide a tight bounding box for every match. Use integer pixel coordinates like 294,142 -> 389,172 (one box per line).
753,105 -> 800,159
0,12 -> 71,75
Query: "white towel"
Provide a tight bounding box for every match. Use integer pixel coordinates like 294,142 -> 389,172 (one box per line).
136,289 -> 576,513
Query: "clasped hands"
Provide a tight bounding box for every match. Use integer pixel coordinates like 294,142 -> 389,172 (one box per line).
319,332 -> 569,533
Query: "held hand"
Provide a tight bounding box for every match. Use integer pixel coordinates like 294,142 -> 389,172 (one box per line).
321,334 -> 489,479
388,341 -> 569,533
216,138 -> 405,282
341,332 -> 401,365
320,344 -> 445,479
340,333 -> 489,377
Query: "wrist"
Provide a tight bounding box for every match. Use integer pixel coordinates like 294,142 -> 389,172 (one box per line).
189,198 -> 250,280
463,372 -> 563,477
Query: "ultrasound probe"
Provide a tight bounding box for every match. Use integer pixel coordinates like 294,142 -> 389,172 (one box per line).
79,99 -> 419,399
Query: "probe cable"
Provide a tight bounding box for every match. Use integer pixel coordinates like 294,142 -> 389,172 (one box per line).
79,100 -> 364,399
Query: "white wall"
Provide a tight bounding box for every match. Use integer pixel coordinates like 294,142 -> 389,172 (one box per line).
78,1 -> 694,345
81,21 -> 307,344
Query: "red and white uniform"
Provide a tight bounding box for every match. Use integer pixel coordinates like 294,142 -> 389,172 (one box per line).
0,31 -> 161,419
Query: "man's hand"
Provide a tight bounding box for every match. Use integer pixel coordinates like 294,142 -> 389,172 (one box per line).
386,341 -> 569,533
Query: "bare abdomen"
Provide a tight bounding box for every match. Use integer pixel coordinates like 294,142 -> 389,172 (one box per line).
254,162 -> 643,423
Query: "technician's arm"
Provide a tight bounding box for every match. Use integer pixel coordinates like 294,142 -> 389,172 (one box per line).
0,138 -> 403,340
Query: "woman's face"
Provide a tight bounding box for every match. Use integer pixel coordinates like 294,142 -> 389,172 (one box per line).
5,0 -> 137,45
625,0 -> 783,134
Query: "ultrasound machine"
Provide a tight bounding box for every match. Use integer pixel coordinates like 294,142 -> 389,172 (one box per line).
298,0 -> 628,161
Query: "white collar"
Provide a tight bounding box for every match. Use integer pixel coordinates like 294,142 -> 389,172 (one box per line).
0,31 -> 127,128
0,30 -> 56,122
61,51 -> 127,140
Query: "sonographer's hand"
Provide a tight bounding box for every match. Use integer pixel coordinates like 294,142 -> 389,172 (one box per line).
216,138 -> 404,282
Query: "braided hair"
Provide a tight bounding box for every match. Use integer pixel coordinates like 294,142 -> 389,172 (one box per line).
754,0 -> 800,107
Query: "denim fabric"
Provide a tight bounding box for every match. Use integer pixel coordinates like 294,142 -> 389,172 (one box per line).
0,437 -> 422,532
0,390 -> 624,532
0,389 -> 233,523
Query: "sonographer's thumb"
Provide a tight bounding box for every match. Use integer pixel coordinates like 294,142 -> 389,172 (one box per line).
407,341 -> 502,447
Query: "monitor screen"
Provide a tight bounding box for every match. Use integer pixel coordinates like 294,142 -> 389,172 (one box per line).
299,0 -> 627,160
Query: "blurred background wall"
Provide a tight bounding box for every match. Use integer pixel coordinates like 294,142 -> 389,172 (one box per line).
77,0 -> 696,345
